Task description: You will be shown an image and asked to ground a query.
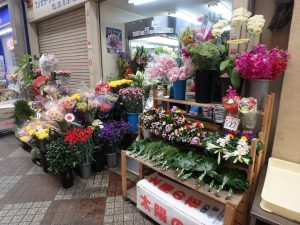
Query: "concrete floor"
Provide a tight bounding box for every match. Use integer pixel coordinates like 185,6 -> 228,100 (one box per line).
0,132 -> 154,225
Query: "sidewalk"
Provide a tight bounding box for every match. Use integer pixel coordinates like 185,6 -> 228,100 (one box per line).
0,133 -> 154,225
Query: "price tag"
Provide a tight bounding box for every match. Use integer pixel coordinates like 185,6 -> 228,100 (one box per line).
223,116 -> 240,131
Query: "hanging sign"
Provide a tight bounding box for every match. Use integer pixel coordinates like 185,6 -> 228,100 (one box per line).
32,0 -> 86,21
223,115 -> 240,131
137,173 -> 224,225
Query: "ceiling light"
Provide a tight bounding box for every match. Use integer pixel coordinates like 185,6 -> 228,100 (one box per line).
168,11 -> 201,25
128,0 -> 158,5
0,27 -> 12,37
208,1 -> 231,20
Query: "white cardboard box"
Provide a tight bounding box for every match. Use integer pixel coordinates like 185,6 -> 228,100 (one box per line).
137,173 -> 225,225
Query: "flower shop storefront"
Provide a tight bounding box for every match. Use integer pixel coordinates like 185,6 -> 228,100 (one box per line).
9,0 -> 299,224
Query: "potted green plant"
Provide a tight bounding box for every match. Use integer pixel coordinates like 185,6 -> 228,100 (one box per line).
187,40 -> 225,103
96,120 -> 130,168
64,127 -> 94,179
46,137 -> 77,188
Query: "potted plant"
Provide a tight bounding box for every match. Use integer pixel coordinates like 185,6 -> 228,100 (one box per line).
187,40 -> 225,103
64,127 -> 94,179
119,87 -> 143,132
18,119 -> 55,172
97,120 -> 130,168
91,119 -> 105,172
46,137 -> 77,188
235,44 -> 289,108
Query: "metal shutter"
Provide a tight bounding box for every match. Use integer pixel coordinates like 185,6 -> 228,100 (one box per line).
37,7 -> 89,91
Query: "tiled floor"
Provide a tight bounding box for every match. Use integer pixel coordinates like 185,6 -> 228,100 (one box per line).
0,132 -> 155,225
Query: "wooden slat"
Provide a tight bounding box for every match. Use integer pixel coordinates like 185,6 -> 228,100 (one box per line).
154,97 -> 216,108
121,150 -> 128,199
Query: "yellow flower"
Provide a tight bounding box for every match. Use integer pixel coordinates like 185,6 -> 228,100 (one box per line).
29,129 -> 35,136
35,129 -> 49,140
20,136 -> 28,142
69,93 -> 81,101
228,134 -> 234,139
241,136 -> 248,141
197,133 -> 201,137
108,79 -> 133,88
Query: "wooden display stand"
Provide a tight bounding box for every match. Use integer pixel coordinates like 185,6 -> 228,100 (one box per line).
121,90 -> 275,225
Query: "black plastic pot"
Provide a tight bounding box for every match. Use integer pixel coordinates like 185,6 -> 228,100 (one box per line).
60,170 -> 73,188
194,70 -> 213,103
40,150 -> 49,173
92,151 -> 105,172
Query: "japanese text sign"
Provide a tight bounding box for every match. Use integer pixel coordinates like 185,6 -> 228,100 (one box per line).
224,116 -> 240,131
137,173 -> 225,225
32,0 -> 86,21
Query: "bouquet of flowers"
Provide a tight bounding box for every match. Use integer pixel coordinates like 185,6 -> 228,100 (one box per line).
119,87 -> 143,113
96,93 -> 118,119
32,75 -> 51,96
108,79 -> 133,93
95,82 -> 111,94
147,56 -> 194,83
235,44 -> 289,80
222,86 -> 241,115
97,120 -> 130,144
239,97 -> 258,130
140,107 -> 205,145
39,54 -> 58,76
180,27 -> 195,46
203,131 -> 253,165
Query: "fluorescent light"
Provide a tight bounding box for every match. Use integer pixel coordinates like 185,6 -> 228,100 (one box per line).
169,11 -> 201,25
128,0 -> 158,5
139,36 -> 179,47
0,27 -> 12,37
209,1 -> 232,20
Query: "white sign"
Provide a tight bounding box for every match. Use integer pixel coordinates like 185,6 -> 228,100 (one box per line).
137,173 -> 224,225
32,0 -> 86,21
224,116 -> 240,131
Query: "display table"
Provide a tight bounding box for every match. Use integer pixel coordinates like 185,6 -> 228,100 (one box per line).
250,166 -> 299,225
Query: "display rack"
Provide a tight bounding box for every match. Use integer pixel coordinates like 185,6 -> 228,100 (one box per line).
121,92 -> 275,225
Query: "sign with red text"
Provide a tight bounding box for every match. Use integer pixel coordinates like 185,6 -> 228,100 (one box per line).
32,0 -> 86,21
137,173 -> 224,225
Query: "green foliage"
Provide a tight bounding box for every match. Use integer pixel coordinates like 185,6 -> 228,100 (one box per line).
46,138 -> 78,174
74,139 -> 94,164
13,100 -> 35,127
130,46 -> 148,73
132,71 -> 144,88
220,56 -> 241,89
128,139 -> 249,197
31,148 -> 41,162
187,41 -> 225,71
256,140 -> 264,154
16,54 -> 35,88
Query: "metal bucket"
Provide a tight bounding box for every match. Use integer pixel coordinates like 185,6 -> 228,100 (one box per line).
245,79 -> 270,109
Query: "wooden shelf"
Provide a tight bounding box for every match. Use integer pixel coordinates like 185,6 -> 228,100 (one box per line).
154,97 -> 216,108
125,150 -> 245,206
127,186 -> 137,203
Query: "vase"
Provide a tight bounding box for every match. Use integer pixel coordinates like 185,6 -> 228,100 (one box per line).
245,79 -> 270,109
39,141 -> 49,173
79,163 -> 92,179
105,152 -> 117,168
60,170 -> 73,188
172,80 -> 186,100
220,76 -> 231,97
92,150 -> 105,172
127,112 -> 139,133
194,70 -> 213,103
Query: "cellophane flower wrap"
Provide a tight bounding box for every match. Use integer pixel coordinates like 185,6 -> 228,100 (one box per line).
119,87 -> 143,113
97,120 -> 130,144
239,97 -> 258,130
39,54 -> 58,75
203,131 -> 253,165
140,107 -> 205,145
235,44 -> 289,80
222,86 -> 241,115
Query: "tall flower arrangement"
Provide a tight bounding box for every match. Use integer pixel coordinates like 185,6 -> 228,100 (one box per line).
235,44 -> 289,80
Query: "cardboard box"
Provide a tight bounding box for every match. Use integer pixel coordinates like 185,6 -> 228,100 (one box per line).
137,173 -> 225,225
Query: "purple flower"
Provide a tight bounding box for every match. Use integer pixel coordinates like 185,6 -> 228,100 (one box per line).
97,120 -> 130,143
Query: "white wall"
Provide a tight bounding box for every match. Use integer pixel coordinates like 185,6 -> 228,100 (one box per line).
99,3 -> 145,81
